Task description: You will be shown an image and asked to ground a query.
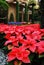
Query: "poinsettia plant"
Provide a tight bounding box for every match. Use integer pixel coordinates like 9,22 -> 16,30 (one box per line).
0,23 -> 44,65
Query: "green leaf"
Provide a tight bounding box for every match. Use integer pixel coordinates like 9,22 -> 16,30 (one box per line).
0,0 -> 9,10
7,61 -> 14,65
39,55 -> 44,58
29,53 -> 35,62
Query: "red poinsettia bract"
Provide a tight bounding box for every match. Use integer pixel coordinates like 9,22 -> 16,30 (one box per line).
0,24 -> 44,64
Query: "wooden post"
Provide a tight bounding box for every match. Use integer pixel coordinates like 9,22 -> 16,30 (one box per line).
31,3 -> 35,24
16,1 -> 20,22
24,3 -> 28,22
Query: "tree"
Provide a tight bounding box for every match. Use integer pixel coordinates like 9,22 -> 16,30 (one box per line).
0,0 -> 9,11
0,0 -> 9,24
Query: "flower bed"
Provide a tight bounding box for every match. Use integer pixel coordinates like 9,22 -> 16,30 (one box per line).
0,23 -> 44,65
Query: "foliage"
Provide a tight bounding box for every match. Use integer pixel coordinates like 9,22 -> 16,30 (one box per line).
0,0 -> 9,24
28,0 -> 36,4
0,0 -> 9,10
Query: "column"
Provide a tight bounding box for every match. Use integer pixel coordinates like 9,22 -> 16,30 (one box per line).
16,1 -> 20,22
24,3 -> 28,22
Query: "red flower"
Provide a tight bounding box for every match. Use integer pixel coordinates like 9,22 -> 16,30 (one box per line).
29,24 -> 40,30
19,39 -> 28,46
4,36 -> 19,47
28,39 -> 37,52
7,49 -> 16,61
22,56 -> 30,63
23,39 -> 37,52
8,36 -> 17,42
12,41 -> 19,47
16,34 -> 23,41
0,24 -> 6,32
40,29 -> 44,33
7,47 -> 18,62
5,33 -> 11,39
23,26 -> 34,34
15,26 -> 24,33
7,47 -> 30,63
16,47 -> 30,60
32,31 -> 41,40
36,41 -> 44,54
23,29 -> 31,35
4,40 -> 12,46
26,34 -> 32,40
0,24 -> 44,64
16,48 -> 30,63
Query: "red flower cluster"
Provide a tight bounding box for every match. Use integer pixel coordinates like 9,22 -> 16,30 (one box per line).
0,23 -> 44,64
